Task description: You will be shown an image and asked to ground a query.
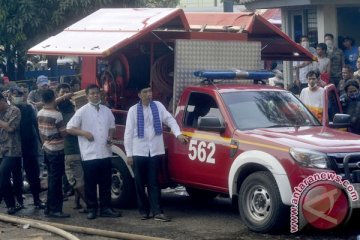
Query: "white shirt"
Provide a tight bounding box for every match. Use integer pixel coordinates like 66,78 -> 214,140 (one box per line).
313,57 -> 330,74
296,61 -> 315,84
300,87 -> 325,121
124,101 -> 181,157
66,103 -> 115,161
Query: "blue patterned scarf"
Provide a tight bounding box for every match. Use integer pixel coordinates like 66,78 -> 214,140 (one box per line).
137,101 -> 162,138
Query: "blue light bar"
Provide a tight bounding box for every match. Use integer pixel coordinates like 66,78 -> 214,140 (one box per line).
194,70 -> 275,80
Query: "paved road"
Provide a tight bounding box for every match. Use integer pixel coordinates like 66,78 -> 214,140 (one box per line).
1,188 -> 360,240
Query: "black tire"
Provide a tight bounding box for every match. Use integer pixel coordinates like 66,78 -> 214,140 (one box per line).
111,157 -> 136,208
186,187 -> 218,201
238,171 -> 288,233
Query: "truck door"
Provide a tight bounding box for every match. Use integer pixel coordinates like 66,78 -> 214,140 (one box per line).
180,92 -> 231,192
323,84 -> 342,126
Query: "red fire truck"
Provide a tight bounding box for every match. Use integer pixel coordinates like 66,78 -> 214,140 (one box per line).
29,8 -> 360,233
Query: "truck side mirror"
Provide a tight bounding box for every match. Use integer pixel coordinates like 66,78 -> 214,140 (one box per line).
329,113 -> 351,128
198,117 -> 225,133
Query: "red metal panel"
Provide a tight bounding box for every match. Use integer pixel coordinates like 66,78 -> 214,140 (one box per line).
81,56 -> 97,88
248,14 -> 316,61
185,12 -> 315,61
28,8 -> 189,57
185,12 -> 254,26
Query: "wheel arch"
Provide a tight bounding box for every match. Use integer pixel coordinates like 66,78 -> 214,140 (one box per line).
111,145 -> 134,178
228,150 -> 292,205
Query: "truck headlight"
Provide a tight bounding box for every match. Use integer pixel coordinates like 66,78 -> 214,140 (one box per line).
289,148 -> 328,169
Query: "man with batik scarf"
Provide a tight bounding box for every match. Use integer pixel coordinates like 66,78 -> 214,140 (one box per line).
124,84 -> 188,222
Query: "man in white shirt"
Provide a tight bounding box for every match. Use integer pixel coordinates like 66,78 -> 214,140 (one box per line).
294,36 -> 316,91
124,85 -> 188,222
66,84 -> 121,220
300,70 -> 325,122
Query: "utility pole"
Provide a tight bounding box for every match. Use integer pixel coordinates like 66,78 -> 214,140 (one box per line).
223,0 -> 233,12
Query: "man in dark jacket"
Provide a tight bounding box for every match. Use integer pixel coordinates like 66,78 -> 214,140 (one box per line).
10,87 -> 46,209
340,79 -> 360,134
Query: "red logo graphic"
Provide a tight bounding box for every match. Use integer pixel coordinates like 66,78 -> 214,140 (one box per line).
301,183 -> 349,230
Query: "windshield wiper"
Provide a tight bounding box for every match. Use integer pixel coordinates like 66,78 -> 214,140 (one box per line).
266,124 -> 294,128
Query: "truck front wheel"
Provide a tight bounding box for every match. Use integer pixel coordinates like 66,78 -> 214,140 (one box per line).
111,157 -> 136,208
238,171 -> 287,233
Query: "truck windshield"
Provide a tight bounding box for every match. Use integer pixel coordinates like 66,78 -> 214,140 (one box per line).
222,91 -> 320,130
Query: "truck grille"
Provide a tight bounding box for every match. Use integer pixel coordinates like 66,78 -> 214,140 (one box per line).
351,183 -> 360,208
327,153 -> 360,176
327,153 -> 360,208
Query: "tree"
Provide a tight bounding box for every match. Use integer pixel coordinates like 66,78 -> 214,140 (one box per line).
0,0 -> 178,81
144,0 -> 179,7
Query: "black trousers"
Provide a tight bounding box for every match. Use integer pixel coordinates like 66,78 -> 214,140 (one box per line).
12,157 -> 23,205
82,158 -> 112,211
0,157 -> 22,208
45,151 -> 64,213
23,154 -> 41,203
133,155 -> 162,216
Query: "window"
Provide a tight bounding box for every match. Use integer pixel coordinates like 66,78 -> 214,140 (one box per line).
222,91 -> 320,130
184,93 -> 222,128
290,8 -> 318,47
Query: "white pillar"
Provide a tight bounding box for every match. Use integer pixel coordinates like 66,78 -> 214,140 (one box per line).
281,8 -> 293,89
317,5 -> 338,43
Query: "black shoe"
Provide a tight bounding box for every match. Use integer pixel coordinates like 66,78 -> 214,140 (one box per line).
15,203 -> 25,211
66,189 -> 74,197
100,208 -> 121,218
73,204 -> 83,210
154,213 -> 171,222
34,200 -> 46,209
48,212 -> 70,218
7,207 -> 16,215
79,208 -> 88,214
141,214 -> 150,220
87,211 -> 97,220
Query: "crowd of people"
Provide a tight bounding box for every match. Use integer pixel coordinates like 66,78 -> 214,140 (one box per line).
290,33 -> 360,133
0,76 -> 122,219
0,75 -> 188,222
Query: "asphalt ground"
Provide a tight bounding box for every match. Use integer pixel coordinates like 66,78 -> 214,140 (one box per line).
1,187 -> 360,240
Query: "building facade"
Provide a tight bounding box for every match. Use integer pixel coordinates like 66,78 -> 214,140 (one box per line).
240,0 -> 360,84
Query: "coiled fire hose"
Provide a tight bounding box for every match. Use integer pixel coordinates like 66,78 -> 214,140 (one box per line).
0,213 -> 79,240
0,213 -> 170,240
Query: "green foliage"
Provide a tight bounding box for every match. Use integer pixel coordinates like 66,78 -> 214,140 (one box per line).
145,0 -> 179,7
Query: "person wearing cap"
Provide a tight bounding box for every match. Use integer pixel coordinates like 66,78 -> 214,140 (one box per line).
66,84 -> 121,220
28,75 -> 50,110
0,92 -> 22,215
124,84 -> 189,222
340,79 -> 360,134
10,86 -> 46,209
